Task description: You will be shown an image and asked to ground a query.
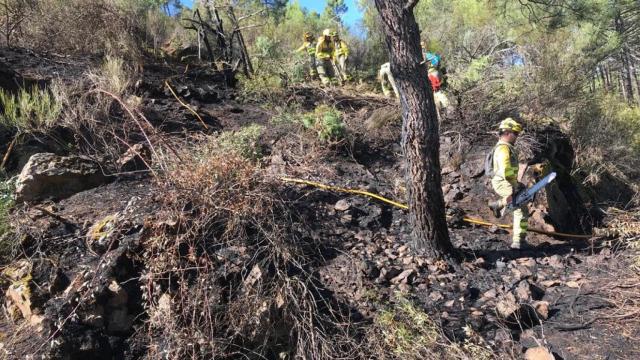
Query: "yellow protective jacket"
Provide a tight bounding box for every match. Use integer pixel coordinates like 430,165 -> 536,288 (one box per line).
296,41 -> 316,56
492,140 -> 519,192
334,40 -> 349,57
316,36 -> 335,60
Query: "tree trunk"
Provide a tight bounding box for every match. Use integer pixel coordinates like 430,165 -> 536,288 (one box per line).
373,0 -> 455,260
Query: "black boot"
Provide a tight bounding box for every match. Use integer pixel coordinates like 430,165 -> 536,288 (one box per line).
488,200 -> 504,218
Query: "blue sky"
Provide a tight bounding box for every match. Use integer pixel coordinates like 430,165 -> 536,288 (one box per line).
179,1 -> 363,29
297,0 -> 363,29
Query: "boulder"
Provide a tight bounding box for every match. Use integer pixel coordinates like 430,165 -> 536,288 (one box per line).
524,346 -> 555,360
116,143 -> 151,172
15,153 -> 108,202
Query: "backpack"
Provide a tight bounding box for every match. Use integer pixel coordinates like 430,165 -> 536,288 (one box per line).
484,143 -> 516,178
484,147 -> 496,178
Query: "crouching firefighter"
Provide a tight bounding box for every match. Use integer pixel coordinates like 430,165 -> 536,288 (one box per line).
486,118 -> 529,249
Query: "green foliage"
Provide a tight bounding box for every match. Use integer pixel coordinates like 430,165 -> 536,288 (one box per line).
237,71 -> 285,103
300,105 -> 346,141
370,297 -> 494,359
0,176 -> 16,261
0,86 -> 62,133
217,124 -> 265,160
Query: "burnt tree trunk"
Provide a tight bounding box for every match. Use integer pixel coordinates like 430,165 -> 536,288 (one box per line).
373,0 -> 455,260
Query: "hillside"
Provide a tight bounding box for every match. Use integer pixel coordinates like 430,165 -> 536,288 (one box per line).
1,1 -> 640,359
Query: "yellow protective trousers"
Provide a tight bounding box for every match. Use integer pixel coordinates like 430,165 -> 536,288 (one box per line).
492,178 -> 529,245
491,142 -> 528,245
316,58 -> 336,85
379,62 -> 399,98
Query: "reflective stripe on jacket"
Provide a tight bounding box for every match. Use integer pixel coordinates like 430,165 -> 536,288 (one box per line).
296,41 -> 316,56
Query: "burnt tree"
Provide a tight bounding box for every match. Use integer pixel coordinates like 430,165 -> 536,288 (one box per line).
374,0 -> 455,259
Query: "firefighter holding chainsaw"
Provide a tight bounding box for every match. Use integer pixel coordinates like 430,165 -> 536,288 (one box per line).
488,118 -> 529,249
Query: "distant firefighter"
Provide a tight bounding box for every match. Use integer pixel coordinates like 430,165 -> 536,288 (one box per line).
295,32 -> 318,80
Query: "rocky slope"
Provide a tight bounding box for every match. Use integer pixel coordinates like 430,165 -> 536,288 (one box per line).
0,47 -> 639,359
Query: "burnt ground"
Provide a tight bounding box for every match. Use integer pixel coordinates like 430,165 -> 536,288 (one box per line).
1,47 -> 639,359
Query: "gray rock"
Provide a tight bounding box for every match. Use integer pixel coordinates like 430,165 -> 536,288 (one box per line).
334,199 -> 350,211
15,153 -> 108,202
117,143 -> 151,172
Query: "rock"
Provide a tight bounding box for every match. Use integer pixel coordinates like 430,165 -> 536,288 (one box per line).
107,280 -> 128,307
444,189 -> 464,204
117,143 -> 151,172
86,214 -> 119,254
444,300 -> 455,307
515,280 -> 545,302
482,288 -> 498,300
496,260 -> 506,269
524,346 -> 555,360
566,280 -> 582,288
530,210 -> 556,233
496,292 -> 519,319
517,257 -> 537,268
429,291 -> 444,301
49,268 -> 70,295
512,265 -> 533,281
383,267 -> 402,281
384,248 -> 398,260
334,199 -> 350,211
107,308 -> 134,333
533,301 -> 550,320
546,255 -> 564,269
390,269 -> 415,285
15,153 -> 109,202
540,279 -> 561,288
360,260 -> 380,279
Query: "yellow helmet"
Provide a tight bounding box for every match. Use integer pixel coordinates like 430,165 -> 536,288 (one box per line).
499,118 -> 523,133
322,29 -> 332,37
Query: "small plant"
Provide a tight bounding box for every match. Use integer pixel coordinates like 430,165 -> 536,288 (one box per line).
88,56 -> 132,96
217,124 -> 265,160
368,296 -> 495,359
0,86 -> 62,133
301,105 -> 346,141
0,176 -> 16,262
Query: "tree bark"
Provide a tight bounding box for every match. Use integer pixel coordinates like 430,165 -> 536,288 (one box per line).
373,0 -> 455,260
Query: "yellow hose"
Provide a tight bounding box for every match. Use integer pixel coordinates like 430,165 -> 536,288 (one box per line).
281,177 -> 594,240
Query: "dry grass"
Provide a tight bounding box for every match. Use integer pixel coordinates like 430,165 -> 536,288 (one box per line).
139,137 -> 361,359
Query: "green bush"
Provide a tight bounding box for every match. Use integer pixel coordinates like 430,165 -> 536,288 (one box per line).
0,176 -> 16,261
0,86 -> 62,133
300,105 -> 346,141
217,124 -> 265,160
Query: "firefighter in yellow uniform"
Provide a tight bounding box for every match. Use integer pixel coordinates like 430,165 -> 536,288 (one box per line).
489,118 -> 529,249
315,29 -> 337,85
331,31 -> 351,82
295,32 -> 318,80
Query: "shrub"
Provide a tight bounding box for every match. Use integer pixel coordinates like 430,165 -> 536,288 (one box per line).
88,56 -> 134,97
217,124 -> 265,160
367,297 -> 495,360
0,86 -> 62,133
0,176 -> 16,262
301,105 -> 346,141
141,138 -> 360,359
237,71 -> 286,103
